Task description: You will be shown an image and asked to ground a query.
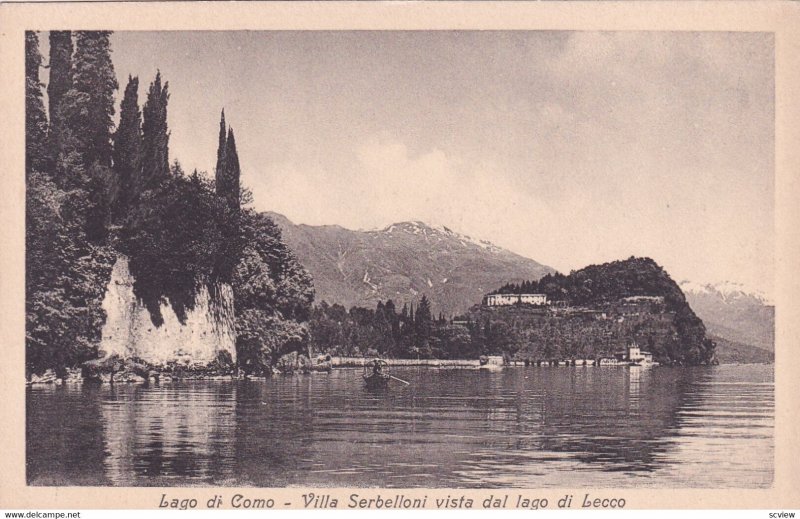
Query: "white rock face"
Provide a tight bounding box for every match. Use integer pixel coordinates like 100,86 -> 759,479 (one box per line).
100,255 -> 236,366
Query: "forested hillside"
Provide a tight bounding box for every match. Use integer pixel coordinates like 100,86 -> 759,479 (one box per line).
25,31 -> 313,378
483,257 -> 715,365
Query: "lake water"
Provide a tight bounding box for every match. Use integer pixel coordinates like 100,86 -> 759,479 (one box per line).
26,364 -> 773,488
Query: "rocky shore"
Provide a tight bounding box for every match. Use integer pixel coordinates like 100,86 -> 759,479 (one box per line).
26,351 -> 333,385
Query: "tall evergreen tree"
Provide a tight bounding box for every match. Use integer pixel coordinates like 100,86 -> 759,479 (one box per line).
415,295 -> 433,339
25,32 -> 48,176
111,75 -> 142,220
222,127 -> 241,210
26,31 -> 116,375
215,111 -> 241,211
47,30 -> 73,163
51,31 -> 119,241
215,109 -> 227,180
140,71 -> 170,192
69,31 -> 118,168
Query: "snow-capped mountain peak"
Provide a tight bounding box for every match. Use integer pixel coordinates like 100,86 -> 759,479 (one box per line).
679,279 -> 774,352
376,220 -> 503,252
680,280 -> 772,306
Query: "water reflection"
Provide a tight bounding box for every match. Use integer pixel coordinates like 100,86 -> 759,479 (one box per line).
26,364 -> 773,488
101,383 -> 238,485
26,384 -> 110,485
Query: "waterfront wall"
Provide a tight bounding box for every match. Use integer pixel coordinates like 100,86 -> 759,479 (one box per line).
100,255 -> 237,366
330,357 -> 481,368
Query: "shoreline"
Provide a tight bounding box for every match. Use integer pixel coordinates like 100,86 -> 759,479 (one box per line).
25,360 -> 773,386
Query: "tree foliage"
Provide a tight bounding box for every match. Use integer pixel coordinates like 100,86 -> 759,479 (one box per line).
69,31 -> 118,169
232,212 -> 314,374
26,31 -> 118,376
26,173 -> 115,376
308,296 -> 474,360
140,71 -> 170,194
25,32 -> 48,176
215,112 -> 242,212
47,30 -> 73,166
487,257 -> 715,365
26,31 -> 317,377
111,75 -> 142,221
120,165 -> 236,324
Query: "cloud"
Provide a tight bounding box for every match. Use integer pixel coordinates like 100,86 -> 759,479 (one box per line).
248,135 -> 559,243
124,31 -> 773,297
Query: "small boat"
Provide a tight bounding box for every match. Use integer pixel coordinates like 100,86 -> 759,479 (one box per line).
363,359 -> 391,389
478,355 -> 504,371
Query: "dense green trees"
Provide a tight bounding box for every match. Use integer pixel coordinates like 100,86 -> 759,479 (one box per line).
232,212 -> 314,374
486,257 -> 715,365
140,72 -> 169,194
25,32 -> 48,176
494,257 -> 688,307
308,296 -> 477,360
47,30 -> 73,166
111,76 -> 142,221
26,31 -> 116,377
69,31 -> 118,168
121,164 -> 234,323
26,31 -> 314,377
215,111 -> 242,211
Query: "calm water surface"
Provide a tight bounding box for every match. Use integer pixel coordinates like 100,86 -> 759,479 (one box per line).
27,364 -> 773,488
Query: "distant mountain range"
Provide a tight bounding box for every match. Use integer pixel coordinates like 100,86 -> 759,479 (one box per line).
266,212 -> 774,363
679,281 -> 774,351
265,212 -> 554,316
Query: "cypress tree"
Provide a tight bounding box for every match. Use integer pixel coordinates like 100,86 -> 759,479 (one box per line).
206,111 -> 243,281
69,31 -> 118,168
47,30 -> 73,163
223,127 -> 241,210
111,75 -> 142,220
140,71 -> 170,192
415,295 -> 433,338
25,31 -> 48,176
56,32 -> 118,242
214,110 -> 241,211
215,109 -> 227,181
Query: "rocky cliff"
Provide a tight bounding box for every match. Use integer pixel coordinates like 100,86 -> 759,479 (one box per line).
100,254 -> 236,366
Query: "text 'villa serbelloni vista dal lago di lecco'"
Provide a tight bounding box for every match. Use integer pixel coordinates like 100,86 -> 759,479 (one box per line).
23,30 -> 774,489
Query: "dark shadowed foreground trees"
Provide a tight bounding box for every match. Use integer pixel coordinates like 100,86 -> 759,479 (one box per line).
232,212 -> 314,374
308,297 -> 473,360
26,31 -> 116,376
26,31 -> 314,376
111,75 -> 142,221
25,32 -> 48,176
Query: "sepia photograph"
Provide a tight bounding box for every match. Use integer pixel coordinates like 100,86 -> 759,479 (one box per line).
22,28 -> 775,489
3,0 -> 800,512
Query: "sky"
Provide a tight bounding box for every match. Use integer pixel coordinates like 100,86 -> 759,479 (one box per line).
100,31 -> 773,298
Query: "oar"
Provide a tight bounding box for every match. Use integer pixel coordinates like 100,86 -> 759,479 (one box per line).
389,375 -> 410,385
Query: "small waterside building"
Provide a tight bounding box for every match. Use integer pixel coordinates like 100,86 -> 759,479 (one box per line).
599,344 -> 654,365
624,344 -> 654,364
484,293 -> 548,307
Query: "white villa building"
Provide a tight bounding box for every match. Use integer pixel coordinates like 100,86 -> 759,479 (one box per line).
484,293 -> 548,307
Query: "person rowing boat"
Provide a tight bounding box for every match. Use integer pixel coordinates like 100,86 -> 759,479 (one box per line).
362,359 -> 410,389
